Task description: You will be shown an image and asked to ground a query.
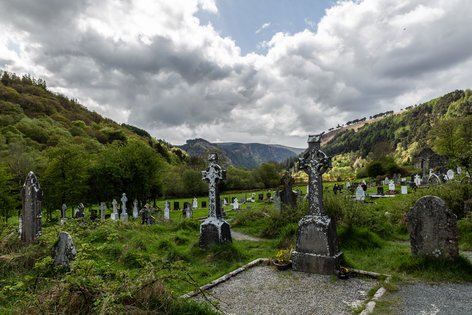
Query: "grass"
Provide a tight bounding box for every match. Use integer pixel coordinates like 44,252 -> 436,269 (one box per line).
1,181 -> 471,313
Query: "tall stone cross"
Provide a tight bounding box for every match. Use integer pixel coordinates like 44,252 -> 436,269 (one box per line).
298,133 -> 331,217
202,153 -> 226,219
21,171 -> 43,243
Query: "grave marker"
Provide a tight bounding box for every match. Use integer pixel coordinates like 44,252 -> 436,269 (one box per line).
120,193 -> 128,222
164,201 -> 170,221
111,199 -> 119,221
133,199 -> 139,219
21,171 -> 43,244
100,202 -> 106,220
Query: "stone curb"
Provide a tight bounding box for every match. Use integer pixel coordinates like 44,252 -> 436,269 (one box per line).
352,269 -> 391,315
180,258 -> 270,299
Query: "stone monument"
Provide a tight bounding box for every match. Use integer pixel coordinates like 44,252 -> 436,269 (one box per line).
232,198 -> 239,210
185,203 -> 192,218
355,185 -> 365,201
192,197 -> 198,210
100,202 -> 106,220
200,153 -> 232,247
52,231 -> 77,268
75,203 -> 85,218
407,196 -> 458,259
120,193 -> 128,222
111,199 -> 119,221
164,201 -> 170,221
61,203 -> 67,225
292,134 -> 342,274
21,171 -> 43,244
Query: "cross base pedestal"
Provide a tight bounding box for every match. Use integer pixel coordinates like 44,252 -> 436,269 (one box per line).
199,217 -> 232,247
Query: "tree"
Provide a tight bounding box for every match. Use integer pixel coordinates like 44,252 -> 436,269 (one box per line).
0,163 -> 16,223
256,162 -> 281,188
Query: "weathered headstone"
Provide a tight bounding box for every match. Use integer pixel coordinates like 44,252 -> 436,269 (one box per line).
173,201 -> 180,210
273,192 -> 281,210
52,231 -> 77,267
61,203 -> 67,225
164,201 -> 170,221
446,169 -> 454,180
258,194 -> 264,201
200,153 -> 232,247
100,202 -> 106,220
120,193 -> 128,222
111,199 -> 119,221
75,203 -> 85,218
401,185 -> 408,195
185,203 -> 193,218
355,185 -> 365,201
132,199 -> 139,219
292,134 -> 342,274
192,197 -> 198,210
280,171 -> 297,208
414,174 -> 421,187
232,198 -> 239,210
21,171 -> 43,243
201,201 -> 207,208
457,166 -> 462,175
407,196 -> 458,259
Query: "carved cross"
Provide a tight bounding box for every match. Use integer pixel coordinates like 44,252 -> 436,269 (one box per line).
202,153 -> 226,219
298,133 -> 331,216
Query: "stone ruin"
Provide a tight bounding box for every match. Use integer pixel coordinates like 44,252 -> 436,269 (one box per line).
200,153 -> 232,247
21,171 -> 43,244
407,196 -> 458,259
292,134 -> 342,274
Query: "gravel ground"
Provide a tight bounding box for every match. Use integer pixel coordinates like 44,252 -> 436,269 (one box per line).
193,266 -> 378,315
392,283 -> 472,315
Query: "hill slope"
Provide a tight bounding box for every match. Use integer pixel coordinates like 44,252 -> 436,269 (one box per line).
179,139 -> 302,168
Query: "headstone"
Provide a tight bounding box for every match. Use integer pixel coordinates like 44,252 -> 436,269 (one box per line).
76,203 -> 85,218
173,201 -> 180,210
280,171 -> 297,208
273,192 -> 281,210
251,192 -> 256,203
232,198 -> 239,210
258,194 -> 264,201
223,198 -> 228,206
100,202 -> 106,220
346,180 -> 351,190
185,203 -> 193,218
407,196 -> 458,259
61,203 -> 67,225
52,231 -> 77,267
21,171 -> 43,243
401,186 -> 408,195
111,199 -> 119,221
132,199 -> 139,219
90,209 -> 98,221
355,185 -> 365,201
457,166 -> 462,175
192,197 -> 198,210
384,177 -> 389,186
388,180 -> 395,192
120,193 -> 128,222
446,169 -> 454,180
201,201 -> 207,208
200,153 -> 232,247
292,134 -> 342,274
377,186 -> 384,195
414,174 -> 421,187
140,204 -> 154,224
164,201 -> 170,221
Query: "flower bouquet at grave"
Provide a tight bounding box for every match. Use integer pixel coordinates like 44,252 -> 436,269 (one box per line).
272,247 -> 293,270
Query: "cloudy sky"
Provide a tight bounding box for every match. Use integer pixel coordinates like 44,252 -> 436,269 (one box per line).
1,0 -> 471,148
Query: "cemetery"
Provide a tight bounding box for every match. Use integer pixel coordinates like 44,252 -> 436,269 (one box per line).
1,131 -> 472,314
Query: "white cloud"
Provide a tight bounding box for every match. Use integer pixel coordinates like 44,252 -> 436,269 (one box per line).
1,0 -> 471,148
255,22 -> 271,34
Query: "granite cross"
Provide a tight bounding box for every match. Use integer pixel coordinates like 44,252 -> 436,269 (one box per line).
202,153 -> 226,219
298,133 -> 331,216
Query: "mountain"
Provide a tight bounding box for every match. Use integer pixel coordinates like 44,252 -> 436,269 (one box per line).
179,139 -> 303,168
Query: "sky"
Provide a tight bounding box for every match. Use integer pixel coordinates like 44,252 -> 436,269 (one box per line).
0,0 -> 471,148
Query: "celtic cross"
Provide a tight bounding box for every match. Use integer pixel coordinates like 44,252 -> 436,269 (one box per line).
202,153 -> 226,219
298,133 -> 331,216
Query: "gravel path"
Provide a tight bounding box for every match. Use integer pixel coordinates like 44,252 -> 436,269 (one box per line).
193,266 -> 378,315
392,283 -> 472,315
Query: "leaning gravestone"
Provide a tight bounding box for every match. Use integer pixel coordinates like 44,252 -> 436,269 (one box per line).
52,231 -> 77,267
21,171 -> 43,244
292,134 -> 342,274
407,196 -> 458,259
111,199 -> 119,221
200,153 -> 232,247
120,193 -> 128,222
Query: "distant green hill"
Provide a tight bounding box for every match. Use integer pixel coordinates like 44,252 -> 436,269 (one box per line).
322,90 -> 472,163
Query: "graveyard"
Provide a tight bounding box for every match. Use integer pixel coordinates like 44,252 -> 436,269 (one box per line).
1,133 -> 472,314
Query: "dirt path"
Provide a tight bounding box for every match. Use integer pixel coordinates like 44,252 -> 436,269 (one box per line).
231,230 -> 263,241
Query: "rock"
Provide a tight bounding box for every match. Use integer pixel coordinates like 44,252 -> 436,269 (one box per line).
52,231 -> 77,267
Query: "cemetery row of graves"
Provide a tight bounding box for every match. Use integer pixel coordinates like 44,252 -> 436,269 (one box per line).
1,135 -> 472,313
